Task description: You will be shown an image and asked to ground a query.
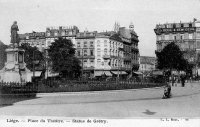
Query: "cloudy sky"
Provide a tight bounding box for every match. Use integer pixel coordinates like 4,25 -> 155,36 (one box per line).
0,0 -> 200,56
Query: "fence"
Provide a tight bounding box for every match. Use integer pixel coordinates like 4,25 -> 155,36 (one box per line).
37,80 -> 166,93
0,82 -> 37,97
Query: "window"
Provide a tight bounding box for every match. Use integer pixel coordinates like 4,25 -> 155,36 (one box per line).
173,24 -> 176,28
62,31 -> 65,36
83,60 -> 87,67
189,34 -> 193,39
104,48 -> 107,55
180,34 -> 184,40
97,59 -> 101,65
90,59 -> 94,67
48,41 -> 51,46
97,50 -> 101,57
174,36 -> 176,40
84,41 -> 87,47
90,50 -> 94,56
165,35 -> 169,40
197,33 -> 200,38
189,23 -> 192,27
184,33 -> 189,39
77,42 -> 80,47
90,41 -> 93,47
97,40 -> 100,47
181,24 -> 184,27
47,32 -> 50,36
77,50 -> 81,56
54,32 -> 58,36
84,50 -> 87,56
115,60 -> 117,66
157,36 -> 161,41
104,40 -> 107,47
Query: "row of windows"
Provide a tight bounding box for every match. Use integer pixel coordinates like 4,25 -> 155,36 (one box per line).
157,23 -> 194,29
157,42 -> 196,50
77,50 -> 94,56
81,59 -> 132,68
21,41 -> 46,46
46,31 -> 75,37
77,41 -> 94,48
157,33 -> 194,41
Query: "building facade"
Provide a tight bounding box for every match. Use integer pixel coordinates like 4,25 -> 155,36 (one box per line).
75,31 -> 96,78
46,26 -> 79,48
19,23 -> 140,78
19,32 -> 46,52
154,20 -> 200,66
139,56 -> 156,75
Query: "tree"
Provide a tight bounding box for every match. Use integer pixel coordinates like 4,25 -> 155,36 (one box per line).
0,41 -> 8,69
20,43 -> 44,71
48,37 -> 81,79
155,42 -> 190,76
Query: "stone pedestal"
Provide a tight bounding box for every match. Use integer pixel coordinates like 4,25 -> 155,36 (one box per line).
0,47 -> 32,83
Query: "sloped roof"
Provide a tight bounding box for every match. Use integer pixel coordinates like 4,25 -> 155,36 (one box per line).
109,34 -> 122,42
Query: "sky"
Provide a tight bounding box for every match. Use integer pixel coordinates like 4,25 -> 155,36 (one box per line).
0,0 -> 200,56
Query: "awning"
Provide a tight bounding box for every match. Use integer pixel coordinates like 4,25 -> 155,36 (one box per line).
133,71 -> 143,75
104,71 -> 112,76
94,71 -> 104,76
45,71 -> 59,78
111,71 -> 127,75
152,71 -> 163,75
94,71 -> 112,76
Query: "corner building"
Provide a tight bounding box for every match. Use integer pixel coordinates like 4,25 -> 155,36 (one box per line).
154,20 -> 200,72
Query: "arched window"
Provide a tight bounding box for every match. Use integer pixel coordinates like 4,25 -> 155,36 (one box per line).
104,48 -> 107,55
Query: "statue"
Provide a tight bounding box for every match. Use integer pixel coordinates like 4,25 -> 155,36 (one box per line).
10,21 -> 19,47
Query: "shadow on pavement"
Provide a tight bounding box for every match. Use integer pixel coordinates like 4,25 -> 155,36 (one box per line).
0,94 -> 39,108
143,109 -> 156,115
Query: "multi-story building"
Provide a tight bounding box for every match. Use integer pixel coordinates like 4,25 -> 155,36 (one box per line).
154,19 -> 200,74
139,56 -> 156,75
19,32 -> 46,52
46,26 -> 79,48
75,23 -> 140,78
19,23 -> 140,78
154,20 -> 200,62
75,31 -> 96,78
119,23 -> 139,72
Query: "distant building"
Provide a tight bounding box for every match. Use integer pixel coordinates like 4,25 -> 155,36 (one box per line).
75,31 -> 97,78
154,19 -> 200,63
154,19 -> 200,75
19,32 -> 46,52
75,23 -> 140,78
19,23 -> 140,78
46,26 -> 79,48
139,56 -> 156,74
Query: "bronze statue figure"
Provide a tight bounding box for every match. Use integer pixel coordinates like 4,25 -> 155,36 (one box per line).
10,21 -> 19,47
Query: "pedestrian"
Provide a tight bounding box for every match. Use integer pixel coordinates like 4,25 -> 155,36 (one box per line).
180,75 -> 185,87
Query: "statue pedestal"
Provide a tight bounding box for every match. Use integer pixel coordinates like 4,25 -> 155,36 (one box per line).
0,47 -> 32,83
